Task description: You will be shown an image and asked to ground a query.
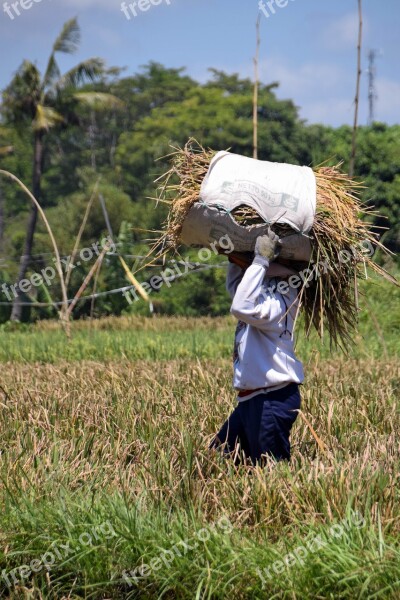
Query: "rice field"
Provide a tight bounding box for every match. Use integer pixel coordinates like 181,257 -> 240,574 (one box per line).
0,274 -> 399,598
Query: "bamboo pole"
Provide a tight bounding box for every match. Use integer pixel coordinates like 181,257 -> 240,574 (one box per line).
65,178 -> 100,290
66,243 -> 110,317
349,0 -> 363,178
253,14 -> 261,160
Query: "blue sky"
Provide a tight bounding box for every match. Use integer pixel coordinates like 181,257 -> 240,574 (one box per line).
0,0 -> 399,126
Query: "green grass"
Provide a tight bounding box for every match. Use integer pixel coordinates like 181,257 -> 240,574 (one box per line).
0,326 -> 232,362
0,274 -> 399,363
2,489 -> 400,599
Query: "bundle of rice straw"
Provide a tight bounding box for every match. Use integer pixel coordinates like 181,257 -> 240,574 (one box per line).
152,139 -> 397,349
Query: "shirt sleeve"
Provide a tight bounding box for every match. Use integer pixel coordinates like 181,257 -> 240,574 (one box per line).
230,260 -> 286,329
226,262 -> 244,300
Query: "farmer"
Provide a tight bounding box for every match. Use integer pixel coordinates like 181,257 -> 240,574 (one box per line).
210,228 -> 304,465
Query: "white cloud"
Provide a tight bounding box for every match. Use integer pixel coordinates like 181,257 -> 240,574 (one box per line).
265,61 -> 400,126
320,12 -> 370,52
300,98 -> 354,126
87,24 -> 121,47
261,58 -> 345,97
249,57 -> 369,126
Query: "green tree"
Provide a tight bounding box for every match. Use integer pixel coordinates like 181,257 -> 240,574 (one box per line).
116,74 -> 302,203
313,123 -> 400,253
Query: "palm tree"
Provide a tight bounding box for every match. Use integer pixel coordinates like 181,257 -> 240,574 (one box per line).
2,18 -> 118,321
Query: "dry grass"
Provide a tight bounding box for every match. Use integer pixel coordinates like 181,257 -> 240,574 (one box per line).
33,314 -> 231,333
0,357 -> 398,521
0,356 -> 399,597
307,165 -> 396,348
152,139 -> 216,256
0,274 -> 398,597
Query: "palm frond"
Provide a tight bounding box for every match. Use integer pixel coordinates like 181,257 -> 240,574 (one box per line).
73,92 -> 125,111
42,53 -> 61,91
55,59 -> 105,90
53,17 -> 80,54
1,61 -> 41,123
32,105 -> 64,131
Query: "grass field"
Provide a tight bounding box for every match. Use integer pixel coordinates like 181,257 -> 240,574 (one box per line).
0,274 -> 399,598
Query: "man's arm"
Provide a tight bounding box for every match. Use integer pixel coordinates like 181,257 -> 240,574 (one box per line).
226,262 -> 244,300
230,260 -> 279,326
230,230 -> 283,328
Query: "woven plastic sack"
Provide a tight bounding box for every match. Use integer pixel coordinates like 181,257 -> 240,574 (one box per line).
181,151 -> 316,258
181,203 -> 312,259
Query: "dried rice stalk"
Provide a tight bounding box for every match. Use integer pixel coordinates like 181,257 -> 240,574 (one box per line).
307,165 -> 396,348
153,139 -> 397,349
153,140 -> 216,252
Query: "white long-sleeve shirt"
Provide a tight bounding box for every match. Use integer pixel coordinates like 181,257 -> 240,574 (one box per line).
227,260 -> 304,399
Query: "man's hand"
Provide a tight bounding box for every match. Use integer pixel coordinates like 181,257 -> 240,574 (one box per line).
254,228 -> 281,264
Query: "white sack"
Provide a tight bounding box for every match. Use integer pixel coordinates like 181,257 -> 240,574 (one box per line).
200,151 -> 316,234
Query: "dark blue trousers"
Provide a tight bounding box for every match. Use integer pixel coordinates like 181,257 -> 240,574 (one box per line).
210,383 -> 301,464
